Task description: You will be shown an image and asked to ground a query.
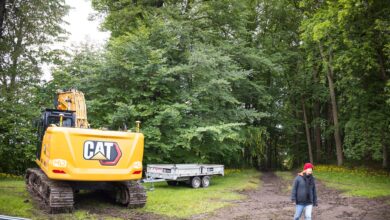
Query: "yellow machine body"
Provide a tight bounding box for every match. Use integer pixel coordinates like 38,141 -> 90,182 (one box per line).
27,89 -> 147,212
36,127 -> 144,181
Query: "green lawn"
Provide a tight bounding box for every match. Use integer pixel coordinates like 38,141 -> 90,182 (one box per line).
276,165 -> 390,198
0,169 -> 260,219
314,165 -> 390,198
0,176 -> 98,219
0,178 -> 32,217
142,169 -> 260,218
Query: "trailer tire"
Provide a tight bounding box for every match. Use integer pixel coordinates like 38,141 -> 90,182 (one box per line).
201,176 -> 210,188
191,177 -> 201,188
167,181 -> 178,186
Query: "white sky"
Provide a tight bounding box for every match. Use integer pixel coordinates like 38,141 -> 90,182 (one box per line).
42,0 -> 110,81
64,0 -> 110,47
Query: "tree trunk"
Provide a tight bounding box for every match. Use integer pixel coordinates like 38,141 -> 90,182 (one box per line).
274,137 -> 278,170
319,42 -> 343,166
294,103 -> 301,167
326,101 -> 334,160
314,102 -> 321,162
313,64 -> 322,162
383,143 -> 388,169
376,40 -> 388,82
302,98 -> 314,164
0,0 -> 6,38
377,49 -> 389,169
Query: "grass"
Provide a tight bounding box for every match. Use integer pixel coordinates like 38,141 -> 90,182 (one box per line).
0,178 -> 31,217
314,165 -> 390,198
276,165 -> 390,198
141,169 -> 260,218
0,176 -> 100,219
0,169 -> 260,219
275,171 -> 294,182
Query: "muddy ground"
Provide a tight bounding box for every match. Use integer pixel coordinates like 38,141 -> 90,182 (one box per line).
49,172 -> 390,219
191,172 -> 390,220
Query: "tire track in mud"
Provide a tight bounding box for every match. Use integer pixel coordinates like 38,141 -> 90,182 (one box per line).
191,172 -> 390,220
192,172 -> 293,220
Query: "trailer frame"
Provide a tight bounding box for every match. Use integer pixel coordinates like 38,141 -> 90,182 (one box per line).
142,164 -> 224,189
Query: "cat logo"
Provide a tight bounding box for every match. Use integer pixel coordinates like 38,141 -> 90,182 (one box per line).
83,141 -> 122,166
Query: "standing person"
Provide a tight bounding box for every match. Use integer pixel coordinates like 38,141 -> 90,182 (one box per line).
291,163 -> 318,220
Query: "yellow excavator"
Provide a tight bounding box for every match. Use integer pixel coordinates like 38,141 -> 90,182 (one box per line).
25,89 -> 146,213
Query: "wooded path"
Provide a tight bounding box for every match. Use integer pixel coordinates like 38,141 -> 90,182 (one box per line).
192,172 -> 390,220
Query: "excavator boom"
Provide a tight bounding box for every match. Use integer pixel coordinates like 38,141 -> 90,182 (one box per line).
56,89 -> 89,128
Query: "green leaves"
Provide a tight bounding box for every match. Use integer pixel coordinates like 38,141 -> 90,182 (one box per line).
1,0 -> 386,173
45,0 -> 274,166
0,0 -> 69,174
344,111 -> 388,161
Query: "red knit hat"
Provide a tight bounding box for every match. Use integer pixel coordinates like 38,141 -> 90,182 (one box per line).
303,163 -> 314,171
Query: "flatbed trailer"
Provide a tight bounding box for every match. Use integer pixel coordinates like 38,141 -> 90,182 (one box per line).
143,164 -> 224,188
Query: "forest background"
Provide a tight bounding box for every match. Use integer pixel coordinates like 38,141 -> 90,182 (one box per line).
0,0 -> 389,174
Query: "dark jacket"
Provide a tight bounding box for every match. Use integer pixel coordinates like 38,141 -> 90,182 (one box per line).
291,174 -> 317,206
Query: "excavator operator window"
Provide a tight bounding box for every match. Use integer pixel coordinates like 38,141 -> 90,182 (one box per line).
42,109 -> 76,130
47,116 -> 73,127
35,109 -> 76,160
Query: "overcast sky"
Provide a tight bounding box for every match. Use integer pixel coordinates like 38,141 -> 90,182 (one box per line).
64,0 -> 110,46
42,0 -> 110,80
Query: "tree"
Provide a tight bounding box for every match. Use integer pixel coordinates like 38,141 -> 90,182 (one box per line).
335,0 -> 390,168
0,0 -> 68,174
299,1 -> 344,165
85,0 -> 273,167
302,98 -> 313,163
39,0 -> 389,171
300,0 -> 390,167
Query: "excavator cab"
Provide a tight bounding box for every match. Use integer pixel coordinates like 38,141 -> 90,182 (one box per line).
42,109 -> 76,129
35,109 -> 76,160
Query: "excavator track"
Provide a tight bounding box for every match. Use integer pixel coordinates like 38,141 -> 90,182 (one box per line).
114,181 -> 147,208
25,168 -> 74,213
25,168 -> 146,212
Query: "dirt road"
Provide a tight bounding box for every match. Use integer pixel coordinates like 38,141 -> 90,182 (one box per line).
68,172 -> 390,219
192,172 -> 390,220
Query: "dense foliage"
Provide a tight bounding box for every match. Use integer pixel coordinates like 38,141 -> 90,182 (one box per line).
0,0 -> 389,174
0,0 -> 68,173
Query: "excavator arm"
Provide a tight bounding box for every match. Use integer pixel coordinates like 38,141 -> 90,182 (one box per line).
55,89 -> 89,128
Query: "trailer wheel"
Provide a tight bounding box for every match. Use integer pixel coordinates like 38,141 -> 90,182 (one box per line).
191,177 -> 201,188
201,176 -> 210,188
167,181 -> 178,186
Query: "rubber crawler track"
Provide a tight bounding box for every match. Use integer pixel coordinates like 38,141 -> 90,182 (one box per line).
115,181 -> 147,208
25,168 -> 74,213
26,168 -> 147,213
